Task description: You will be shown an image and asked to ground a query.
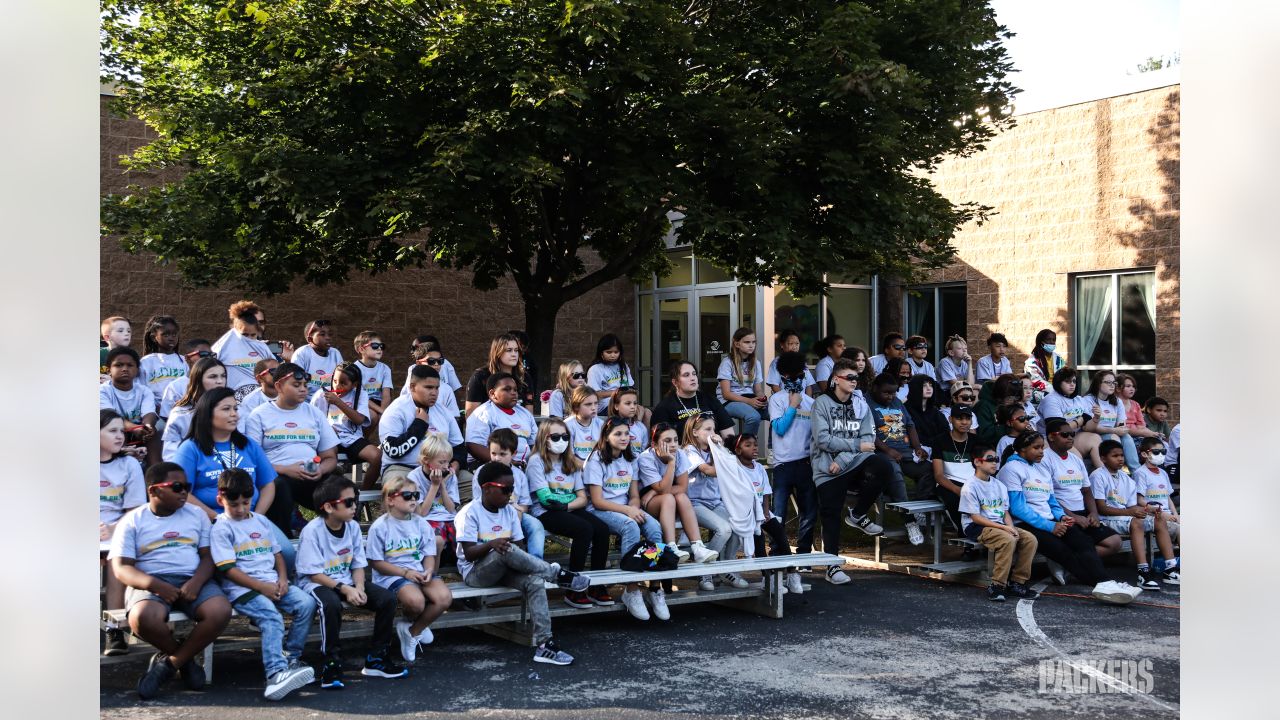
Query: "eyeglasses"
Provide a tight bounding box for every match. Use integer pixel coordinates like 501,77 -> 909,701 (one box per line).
1100,379 -> 1116,385
570,372 -> 587,380
546,433 -> 570,442
979,456 -> 999,463
483,483 -> 515,495
275,369 -> 312,383
327,496 -> 358,509
1054,430 -> 1076,439
891,344 -> 907,351
185,350 -> 213,360
390,491 -> 421,501
365,342 -> 385,350
221,490 -> 253,502
835,374 -> 858,383
424,357 -> 446,366
153,481 -> 190,494
910,343 -> 929,350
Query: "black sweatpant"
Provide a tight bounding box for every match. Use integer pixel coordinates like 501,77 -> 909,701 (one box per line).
935,484 -> 962,531
309,582 -> 397,660
1026,525 -> 1111,585
536,508 -> 611,572
752,517 -> 793,558
816,454 -> 892,555
900,458 -> 934,499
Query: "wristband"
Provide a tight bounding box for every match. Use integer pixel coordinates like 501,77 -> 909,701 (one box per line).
335,582 -> 347,591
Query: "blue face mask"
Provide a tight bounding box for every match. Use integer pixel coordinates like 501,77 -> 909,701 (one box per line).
1041,343 -> 1056,354
782,378 -> 805,394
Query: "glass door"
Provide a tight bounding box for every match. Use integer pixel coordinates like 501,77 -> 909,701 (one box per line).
654,295 -> 691,401
696,291 -> 737,398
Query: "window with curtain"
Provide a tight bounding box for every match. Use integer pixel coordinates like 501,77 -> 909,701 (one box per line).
1073,271 -> 1157,399
903,284 -> 967,363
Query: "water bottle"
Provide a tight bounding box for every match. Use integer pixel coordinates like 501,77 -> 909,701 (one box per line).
303,455 -> 320,474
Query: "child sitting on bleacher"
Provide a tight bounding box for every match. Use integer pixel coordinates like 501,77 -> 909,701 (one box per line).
352,330 -> 393,425
296,476 -> 407,689
380,365 -> 464,491
456,462 -> 589,665
608,386 -> 649,456
1135,437 -> 1181,557
959,445 -> 1038,601
109,461 -> 232,700
367,474 -> 453,664
162,356 -> 227,461
237,357 -> 280,424
683,414 -> 749,591
733,433 -> 804,595
465,372 -> 538,467
312,361 -> 381,485
1090,440 -> 1181,590
291,319 -> 343,399
411,432 -> 462,566
100,346 -> 160,462
565,385 -> 604,461
546,360 -> 587,418
210,468 -> 316,700
139,315 -> 187,417
101,410 -> 147,657
470,429 -> 544,559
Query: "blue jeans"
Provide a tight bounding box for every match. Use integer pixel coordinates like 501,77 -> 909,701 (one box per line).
723,400 -> 766,436
586,507 -> 663,552
521,513 -> 546,560
233,586 -> 317,677
771,459 -> 817,554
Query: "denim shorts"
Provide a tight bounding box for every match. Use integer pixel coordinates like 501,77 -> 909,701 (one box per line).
125,573 -> 225,620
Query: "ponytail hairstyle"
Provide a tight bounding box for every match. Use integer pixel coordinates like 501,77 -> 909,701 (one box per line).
813,334 -> 844,359
1001,429 -> 1044,465
142,314 -> 179,355
333,361 -> 364,411
728,327 -> 758,384
775,328 -> 801,353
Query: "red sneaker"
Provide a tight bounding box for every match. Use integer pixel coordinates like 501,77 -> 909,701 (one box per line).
586,586 -> 615,606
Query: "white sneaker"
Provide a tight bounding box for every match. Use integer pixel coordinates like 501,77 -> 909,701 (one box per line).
1117,581 -> 1145,599
905,522 -> 925,546
1046,558 -> 1067,586
785,572 -> 804,595
698,575 -> 715,592
646,588 -> 671,621
394,619 -> 418,663
669,544 -> 691,562
724,572 -> 750,589
416,627 -> 434,646
621,588 -> 650,620
264,663 -> 315,701
826,566 -> 851,585
690,542 -> 719,564
1091,580 -> 1139,605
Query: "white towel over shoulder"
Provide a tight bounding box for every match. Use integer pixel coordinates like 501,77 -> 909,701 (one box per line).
709,442 -> 763,557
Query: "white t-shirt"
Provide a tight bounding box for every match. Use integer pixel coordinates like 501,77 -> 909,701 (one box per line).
160,376 -> 189,419
212,329 -> 274,393
958,476 -> 1010,531
1041,450 -> 1091,512
296,517 -> 367,593
715,357 -> 764,401
768,389 -> 814,463
766,358 -> 816,391
99,382 -> 157,423
995,435 -> 1015,466
869,354 -> 889,374
547,389 -> 568,418
906,357 -> 937,380
356,360 -> 394,405
997,458 -> 1056,522
465,401 -> 538,465
622,419 -> 649,456
161,406 -> 193,461
1036,392 -> 1082,435
936,357 -> 969,389
1136,466 -> 1175,510
453,500 -> 523,580
408,466 -> 461,523
100,456 -> 146,526
377,395 -> 462,468
1167,425 -> 1180,464
683,445 -> 722,508
109,503 -> 211,578
975,355 -> 1011,383
1090,398 -> 1125,432
291,345 -> 344,399
586,362 -> 634,395
245,401 -> 340,466
140,353 -> 188,407
366,513 -> 437,589
583,451 -> 637,508
310,387 -> 371,446
1089,467 -> 1138,510
525,454 -> 584,517
401,364 -> 462,397
565,415 -> 604,461
237,387 -> 274,432
741,460 -> 772,500
210,511 -> 281,602
469,465 -> 532,510
635,447 -> 691,489
814,356 -> 835,383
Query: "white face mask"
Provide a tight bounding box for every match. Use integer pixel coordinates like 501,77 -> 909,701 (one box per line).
548,439 -> 570,455
1148,451 -> 1166,466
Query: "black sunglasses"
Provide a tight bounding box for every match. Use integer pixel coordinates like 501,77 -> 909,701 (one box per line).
221,490 -> 253,502
546,433 -> 570,442
1054,430 -> 1076,439
955,394 -> 975,401
366,342 -> 385,350
275,368 -> 312,383
910,343 -> 929,350
328,496 -> 358,509
891,344 -> 907,350
570,372 -> 587,380
391,491 -> 421,501
185,349 -> 214,360
834,374 -> 858,383
483,483 -> 515,495
154,481 -> 190,494
424,357 -> 446,366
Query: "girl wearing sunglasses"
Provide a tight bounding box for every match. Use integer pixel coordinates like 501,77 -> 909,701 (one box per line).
546,360 -> 588,418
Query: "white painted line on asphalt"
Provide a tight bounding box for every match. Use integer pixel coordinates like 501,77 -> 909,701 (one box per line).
1016,580 -> 1178,712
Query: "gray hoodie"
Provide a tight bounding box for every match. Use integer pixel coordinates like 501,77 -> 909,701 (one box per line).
810,390 -> 877,487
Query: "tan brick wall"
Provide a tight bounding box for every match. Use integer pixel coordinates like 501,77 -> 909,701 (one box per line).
100,96 -> 634,387
882,86 -> 1180,420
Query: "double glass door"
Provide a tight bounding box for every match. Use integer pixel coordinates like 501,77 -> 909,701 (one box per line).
646,288 -> 740,403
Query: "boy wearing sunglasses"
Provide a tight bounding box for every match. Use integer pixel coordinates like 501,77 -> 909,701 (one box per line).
353,330 -> 394,425
958,446 -> 1039,602
367,475 -> 452,664
210,469 -> 317,700
297,476 -> 408,688
109,462 -> 232,699
456,463 -> 588,665
1041,418 -> 1121,559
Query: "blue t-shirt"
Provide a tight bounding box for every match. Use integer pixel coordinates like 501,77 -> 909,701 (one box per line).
868,397 -> 914,455
174,437 -> 277,511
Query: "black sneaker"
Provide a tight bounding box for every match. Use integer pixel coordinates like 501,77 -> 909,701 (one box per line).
103,628 -> 129,657
137,652 -> 176,700
320,657 -> 345,690
179,656 -> 207,690
586,586 -> 615,606
563,590 -> 593,609
987,584 -> 1007,602
555,569 -> 591,593
1137,568 -> 1163,591
1006,581 -> 1040,599
361,653 -> 409,679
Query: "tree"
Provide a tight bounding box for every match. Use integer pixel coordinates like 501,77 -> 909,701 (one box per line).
101,0 -> 1017,376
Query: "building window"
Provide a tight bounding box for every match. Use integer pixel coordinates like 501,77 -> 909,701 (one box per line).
903,283 -> 967,364
1073,270 -> 1156,399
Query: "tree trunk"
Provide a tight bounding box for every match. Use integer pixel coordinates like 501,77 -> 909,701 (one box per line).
523,294 -> 563,415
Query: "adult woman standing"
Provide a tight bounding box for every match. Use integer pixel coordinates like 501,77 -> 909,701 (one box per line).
649,360 -> 736,441
464,333 -> 530,417
212,300 -> 276,402
1024,329 -> 1066,406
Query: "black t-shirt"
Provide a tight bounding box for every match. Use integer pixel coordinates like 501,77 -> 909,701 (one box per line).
650,391 -> 734,439
465,368 -> 533,408
928,431 -> 979,464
